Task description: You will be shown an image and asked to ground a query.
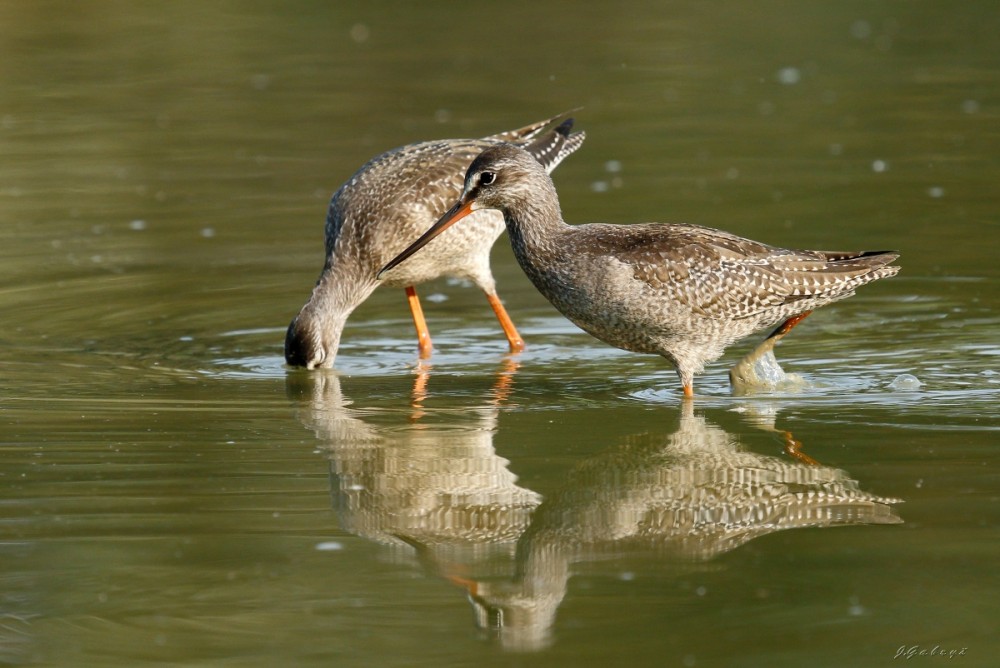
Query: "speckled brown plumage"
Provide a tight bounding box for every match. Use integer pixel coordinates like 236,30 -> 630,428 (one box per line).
380,143 -> 900,396
285,115 -> 585,369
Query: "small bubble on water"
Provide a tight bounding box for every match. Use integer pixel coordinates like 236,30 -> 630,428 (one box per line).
888,373 -> 922,390
847,596 -> 868,616
927,186 -> 944,198
591,181 -> 610,193
200,227 -> 216,238
316,541 -> 345,552
129,219 -> 147,231
850,20 -> 872,39
961,99 -> 980,115
605,160 -> 622,173
426,293 -> 448,303
777,66 -> 801,85
350,23 -> 370,43
872,159 -> 888,173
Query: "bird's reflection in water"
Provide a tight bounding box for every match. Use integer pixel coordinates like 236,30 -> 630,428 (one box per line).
461,401 -> 902,650
288,360 -> 539,567
288,367 -> 902,653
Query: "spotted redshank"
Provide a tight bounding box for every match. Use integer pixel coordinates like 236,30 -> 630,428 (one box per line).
380,144 -> 900,397
285,114 -> 585,368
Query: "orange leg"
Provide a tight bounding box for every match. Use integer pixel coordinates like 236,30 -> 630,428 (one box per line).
486,292 -> 525,353
405,286 -> 433,358
769,310 -> 813,339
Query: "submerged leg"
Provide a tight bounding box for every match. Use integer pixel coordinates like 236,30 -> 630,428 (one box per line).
405,286 -> 433,358
486,292 -> 525,353
729,311 -> 813,389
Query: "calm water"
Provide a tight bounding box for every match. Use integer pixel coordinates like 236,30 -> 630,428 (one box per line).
2,2 -> 999,666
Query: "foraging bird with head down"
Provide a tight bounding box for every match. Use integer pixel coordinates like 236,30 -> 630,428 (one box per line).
380,143 -> 900,397
285,114 -> 585,369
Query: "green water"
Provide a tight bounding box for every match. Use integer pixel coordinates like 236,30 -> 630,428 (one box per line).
2,2 -> 998,666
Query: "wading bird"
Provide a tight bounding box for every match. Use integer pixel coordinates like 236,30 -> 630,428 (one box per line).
285,115 -> 585,368
380,144 -> 899,397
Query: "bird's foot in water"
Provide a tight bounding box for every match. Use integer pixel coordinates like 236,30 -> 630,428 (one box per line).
729,335 -> 805,393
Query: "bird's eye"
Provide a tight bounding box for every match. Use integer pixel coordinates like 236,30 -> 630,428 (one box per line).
479,171 -> 496,186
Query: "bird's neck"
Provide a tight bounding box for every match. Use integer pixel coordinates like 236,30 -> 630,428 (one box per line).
501,183 -> 568,264
291,260 -> 377,363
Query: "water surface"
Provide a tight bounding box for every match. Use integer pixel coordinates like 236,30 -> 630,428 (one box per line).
2,2 -> 998,666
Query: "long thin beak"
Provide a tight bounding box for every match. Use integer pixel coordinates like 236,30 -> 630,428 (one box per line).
377,198 -> 477,279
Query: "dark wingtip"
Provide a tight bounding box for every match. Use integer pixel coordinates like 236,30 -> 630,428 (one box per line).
859,250 -> 899,258
522,115 -> 585,174
822,249 -> 900,265
865,250 -> 901,267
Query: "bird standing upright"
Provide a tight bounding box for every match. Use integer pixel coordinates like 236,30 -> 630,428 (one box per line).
380,143 -> 900,397
285,115 -> 585,369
